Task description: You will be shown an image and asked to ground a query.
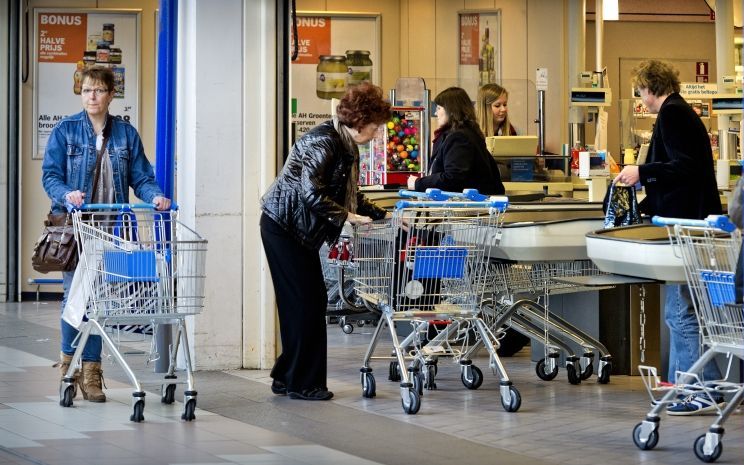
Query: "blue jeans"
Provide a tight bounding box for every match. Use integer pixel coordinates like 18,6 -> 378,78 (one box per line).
664,284 -> 721,383
61,270 -> 101,362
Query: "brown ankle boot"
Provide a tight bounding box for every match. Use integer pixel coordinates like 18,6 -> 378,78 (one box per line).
80,361 -> 106,402
53,352 -> 79,398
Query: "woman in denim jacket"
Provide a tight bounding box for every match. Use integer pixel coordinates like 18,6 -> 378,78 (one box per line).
41,66 -> 170,403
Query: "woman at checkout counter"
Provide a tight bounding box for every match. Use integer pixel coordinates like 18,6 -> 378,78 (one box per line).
476,83 -> 517,137
406,86 -> 505,195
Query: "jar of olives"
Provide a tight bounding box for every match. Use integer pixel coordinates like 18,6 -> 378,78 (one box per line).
345,50 -> 372,86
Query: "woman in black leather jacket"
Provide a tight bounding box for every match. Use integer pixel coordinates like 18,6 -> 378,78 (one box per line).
407,86 -> 504,195
260,82 -> 391,401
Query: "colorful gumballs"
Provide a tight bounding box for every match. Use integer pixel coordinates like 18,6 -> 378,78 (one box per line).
406,144 -> 414,152
396,144 -> 405,152
387,121 -> 394,129
408,120 -> 415,128
400,151 -> 408,159
398,131 -> 405,138
392,116 -> 400,124
409,137 -> 417,145
410,150 -> 418,159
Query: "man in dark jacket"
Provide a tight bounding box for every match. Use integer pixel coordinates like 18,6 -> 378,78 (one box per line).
615,60 -> 723,415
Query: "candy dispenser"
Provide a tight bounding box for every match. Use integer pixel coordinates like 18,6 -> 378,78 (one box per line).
359,105 -> 429,187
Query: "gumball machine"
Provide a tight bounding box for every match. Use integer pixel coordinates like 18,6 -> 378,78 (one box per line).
357,78 -> 430,187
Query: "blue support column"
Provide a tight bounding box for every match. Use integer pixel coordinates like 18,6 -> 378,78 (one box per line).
155,0 -> 177,199
154,0 -> 177,373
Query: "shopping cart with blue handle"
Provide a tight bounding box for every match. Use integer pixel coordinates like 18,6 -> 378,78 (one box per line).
633,214 -> 743,463
353,189 -> 521,414
59,203 -> 207,422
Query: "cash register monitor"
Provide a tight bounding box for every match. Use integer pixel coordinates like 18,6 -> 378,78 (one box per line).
486,135 -> 539,157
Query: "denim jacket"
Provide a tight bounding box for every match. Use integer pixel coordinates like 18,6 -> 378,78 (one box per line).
41,110 -> 163,213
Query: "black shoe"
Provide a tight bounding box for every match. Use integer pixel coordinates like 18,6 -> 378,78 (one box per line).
287,388 -> 334,401
271,379 -> 287,396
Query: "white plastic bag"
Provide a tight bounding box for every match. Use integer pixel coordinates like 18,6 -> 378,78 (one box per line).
61,263 -> 90,329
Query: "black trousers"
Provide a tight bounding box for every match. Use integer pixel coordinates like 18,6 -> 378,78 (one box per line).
260,214 -> 328,392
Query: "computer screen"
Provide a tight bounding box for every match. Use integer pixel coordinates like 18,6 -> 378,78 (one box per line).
486,136 -> 538,157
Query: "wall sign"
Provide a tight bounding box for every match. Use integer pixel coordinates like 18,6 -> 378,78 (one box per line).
458,10 -> 501,100
33,8 -> 141,159
290,12 -> 381,144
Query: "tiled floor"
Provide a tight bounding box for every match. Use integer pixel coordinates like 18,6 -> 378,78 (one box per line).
0,300 -> 742,465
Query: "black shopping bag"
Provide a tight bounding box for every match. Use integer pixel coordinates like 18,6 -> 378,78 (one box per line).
603,183 -> 641,229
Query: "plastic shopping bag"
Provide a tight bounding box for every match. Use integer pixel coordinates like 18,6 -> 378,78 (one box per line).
603,183 -> 641,229
61,264 -> 90,329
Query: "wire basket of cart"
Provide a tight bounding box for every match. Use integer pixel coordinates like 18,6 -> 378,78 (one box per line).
321,223 -> 380,334
632,215 -> 743,463
480,253 -> 614,385
59,203 -> 207,422
352,189 -> 520,414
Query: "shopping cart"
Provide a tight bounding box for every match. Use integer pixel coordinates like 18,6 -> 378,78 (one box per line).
354,191 -> 520,414
59,204 -> 207,422
632,214 -> 744,463
482,258 -> 614,385
322,225 -> 380,334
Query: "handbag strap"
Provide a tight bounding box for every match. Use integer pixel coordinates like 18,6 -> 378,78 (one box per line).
90,115 -> 112,201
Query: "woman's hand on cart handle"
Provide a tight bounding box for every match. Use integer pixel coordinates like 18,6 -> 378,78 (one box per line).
347,212 -> 373,225
64,190 -> 85,208
152,196 -> 172,211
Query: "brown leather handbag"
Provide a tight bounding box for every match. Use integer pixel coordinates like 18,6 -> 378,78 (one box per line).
33,127 -> 109,273
31,213 -> 78,273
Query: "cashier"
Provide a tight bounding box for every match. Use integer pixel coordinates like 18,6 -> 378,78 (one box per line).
476,83 -> 517,137
406,86 -> 504,195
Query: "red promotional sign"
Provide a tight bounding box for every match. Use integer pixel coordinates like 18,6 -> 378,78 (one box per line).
37,13 -> 87,63
291,16 -> 331,65
459,14 -> 479,65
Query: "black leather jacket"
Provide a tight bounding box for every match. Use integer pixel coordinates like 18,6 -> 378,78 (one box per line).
261,121 -> 386,250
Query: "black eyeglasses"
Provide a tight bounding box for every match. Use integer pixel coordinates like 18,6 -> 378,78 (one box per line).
81,88 -> 110,96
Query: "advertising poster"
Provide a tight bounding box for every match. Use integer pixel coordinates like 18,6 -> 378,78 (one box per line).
458,11 -> 501,101
34,9 -> 140,159
290,13 -> 380,143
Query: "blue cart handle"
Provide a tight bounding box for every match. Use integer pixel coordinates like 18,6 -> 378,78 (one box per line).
67,202 -> 179,212
398,188 -> 493,202
395,199 -> 509,210
652,214 -> 736,233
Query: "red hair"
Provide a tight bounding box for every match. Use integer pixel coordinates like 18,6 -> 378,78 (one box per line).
336,82 -> 391,130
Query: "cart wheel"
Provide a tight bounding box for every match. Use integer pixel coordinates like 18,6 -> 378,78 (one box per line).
597,362 -> 612,384
130,400 -> 145,423
412,371 -> 424,396
632,422 -> 659,450
161,384 -> 176,404
388,361 -> 401,382
501,386 -> 522,413
357,321 -> 365,327
535,358 -> 559,381
181,399 -> 197,421
694,434 -> 722,463
580,361 -> 594,380
60,385 -> 74,407
362,372 -> 376,398
424,364 -> 437,390
401,389 -> 421,415
461,365 -> 483,390
342,323 -> 354,334
567,363 -> 581,385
